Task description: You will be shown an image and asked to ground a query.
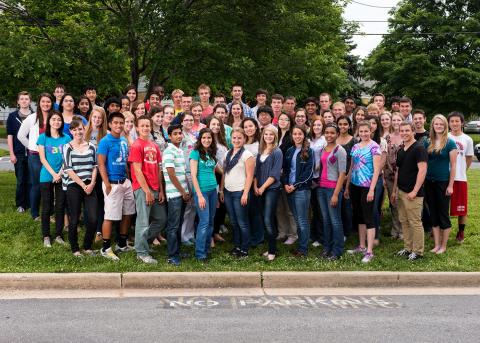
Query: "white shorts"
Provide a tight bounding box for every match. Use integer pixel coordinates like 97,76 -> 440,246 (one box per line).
103,178 -> 136,221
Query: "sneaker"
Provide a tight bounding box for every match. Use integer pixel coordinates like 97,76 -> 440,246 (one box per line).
219,225 -> 228,234
320,250 -> 330,259
137,255 -> 158,264
266,254 -> 276,261
312,241 -> 321,247
43,237 -> 52,248
73,251 -> 83,258
16,206 -> 25,213
284,237 -> 297,245
115,244 -> 134,253
236,250 -> 248,258
230,247 -> 241,256
407,252 -> 423,261
347,246 -> 366,255
182,240 -> 194,246
101,247 -> 120,261
55,236 -> 66,245
396,249 -> 411,257
167,257 -> 181,266
83,250 -> 97,256
95,233 -> 103,243
276,235 -> 286,241
456,231 -> 464,243
33,216 -> 41,221
327,255 -> 340,261
361,252 -> 374,263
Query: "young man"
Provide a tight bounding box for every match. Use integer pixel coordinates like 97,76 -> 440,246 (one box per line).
390,96 -> 401,112
257,105 -> 274,129
304,97 -> 319,124
283,96 -> 296,117
213,93 -> 227,106
250,89 -> 269,120
372,93 -> 386,114
83,85 -> 99,107
399,97 -> 413,123
198,84 -> 214,118
163,125 -> 190,266
97,112 -> 135,261
129,115 -> 167,264
343,96 -> 356,117
228,84 -> 252,117
319,92 -> 332,114
448,111 -> 474,243
412,109 -> 429,142
332,101 -> 346,119
171,89 -> 184,115
392,122 -> 428,261
171,94 -> 193,126
53,84 -> 65,111
270,94 -> 284,125
146,91 -> 161,111
7,91 -> 32,213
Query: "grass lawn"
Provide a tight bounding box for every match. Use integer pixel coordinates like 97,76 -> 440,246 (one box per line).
0,149 -> 8,157
0,171 -> 479,273
0,126 -> 6,139
467,133 -> 480,146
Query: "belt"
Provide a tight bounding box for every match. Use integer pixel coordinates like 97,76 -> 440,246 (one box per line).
109,178 -> 126,184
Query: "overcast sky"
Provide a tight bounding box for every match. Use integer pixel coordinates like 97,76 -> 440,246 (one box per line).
343,0 -> 400,59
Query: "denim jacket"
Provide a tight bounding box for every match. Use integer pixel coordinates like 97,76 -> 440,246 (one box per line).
281,146 -> 314,190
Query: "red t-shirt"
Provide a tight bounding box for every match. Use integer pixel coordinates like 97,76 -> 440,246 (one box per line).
128,138 -> 162,191
201,105 -> 214,119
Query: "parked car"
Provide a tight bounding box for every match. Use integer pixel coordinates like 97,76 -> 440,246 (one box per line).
464,120 -> 480,133
475,143 -> 480,161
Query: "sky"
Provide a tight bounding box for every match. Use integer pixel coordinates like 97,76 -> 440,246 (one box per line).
343,0 -> 400,59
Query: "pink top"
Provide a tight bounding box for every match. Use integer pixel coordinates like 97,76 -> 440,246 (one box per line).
319,151 -> 337,188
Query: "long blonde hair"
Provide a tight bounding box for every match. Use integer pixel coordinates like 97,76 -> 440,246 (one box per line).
428,114 -> 449,154
85,107 -> 107,144
259,124 -> 279,154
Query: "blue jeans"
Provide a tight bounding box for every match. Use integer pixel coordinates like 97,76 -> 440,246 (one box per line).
14,153 -> 29,209
224,190 -> 250,252
373,177 -> 384,240
260,188 -> 280,254
287,189 -> 311,255
316,187 -> 344,256
28,153 -> 41,218
194,189 -> 217,259
248,189 -> 264,246
166,196 -> 186,259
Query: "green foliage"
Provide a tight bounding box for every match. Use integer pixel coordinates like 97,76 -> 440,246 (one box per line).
363,0 -> 480,116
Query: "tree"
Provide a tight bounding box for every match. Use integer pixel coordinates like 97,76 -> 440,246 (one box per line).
363,0 -> 480,116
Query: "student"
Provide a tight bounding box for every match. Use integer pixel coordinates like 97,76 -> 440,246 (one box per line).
367,103 -> 380,117
345,121 -> 381,263
18,93 -> 51,220
316,123 -> 347,260
343,96 -> 357,117
61,94 -> 87,138
131,100 -> 146,118
124,84 -> 138,103
37,111 -> 71,247
120,96 -> 131,114
145,91 -> 161,112
161,105 -> 175,142
390,96 -> 401,113
76,95 -> 93,119
213,93 -> 227,106
319,93 -> 332,114
380,112 -> 393,138
399,97 -> 413,123
190,128 -> 219,261
83,85 -> 100,107
150,106 -> 168,152
53,84 -> 65,111
122,111 -> 137,146
282,126 -> 314,257
424,114 -> 457,254
254,125 -> 283,261
227,100 -> 245,129
322,110 -> 335,125
211,104 -> 232,148
413,109 -> 429,142
171,89 -> 184,115
447,111 -> 473,243
304,97 -> 319,124
163,125 -> 191,266
63,117 -> 98,257
294,108 -> 309,131
391,122 -> 428,261
7,91 -> 32,213
129,115 -> 166,264
283,96 -> 296,118
332,102 -> 346,119
103,97 -> 122,118
250,89 -> 269,120
198,84 -> 214,119
228,84 -> 252,118
257,105 -> 274,129
97,112 -> 135,261
191,102 -> 207,135
352,106 -> 367,135
372,93 -> 386,114
221,128 -> 255,258
270,94 -> 284,125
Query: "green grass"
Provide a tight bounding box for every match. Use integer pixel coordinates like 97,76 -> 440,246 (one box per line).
0,171 -> 479,272
0,126 -> 5,139
0,149 -> 8,157
467,133 -> 480,146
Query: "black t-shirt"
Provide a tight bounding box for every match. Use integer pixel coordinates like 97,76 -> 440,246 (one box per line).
396,141 -> 428,196
414,130 -> 429,142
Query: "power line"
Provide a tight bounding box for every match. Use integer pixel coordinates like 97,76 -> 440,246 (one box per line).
351,1 -> 396,9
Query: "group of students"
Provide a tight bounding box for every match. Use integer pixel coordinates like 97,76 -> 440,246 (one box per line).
6,84 -> 473,264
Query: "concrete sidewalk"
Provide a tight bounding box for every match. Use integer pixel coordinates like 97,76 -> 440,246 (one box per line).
1,272 -> 479,290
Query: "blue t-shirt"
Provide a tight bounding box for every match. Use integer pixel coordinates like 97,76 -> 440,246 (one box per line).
64,117 -> 88,138
350,141 -> 381,188
288,148 -> 301,184
424,138 -> 457,182
189,149 -> 217,193
97,133 -> 129,181
36,133 -> 71,183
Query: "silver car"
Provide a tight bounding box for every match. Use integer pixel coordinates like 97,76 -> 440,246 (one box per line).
464,120 -> 480,133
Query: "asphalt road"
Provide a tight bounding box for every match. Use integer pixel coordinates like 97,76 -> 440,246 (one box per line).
1,293 -> 479,343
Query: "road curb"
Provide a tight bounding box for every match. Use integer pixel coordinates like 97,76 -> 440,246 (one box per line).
0,273 -> 122,289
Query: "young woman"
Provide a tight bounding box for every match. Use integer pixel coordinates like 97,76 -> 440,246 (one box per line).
63,117 -> 98,257
61,94 -> 86,138
352,106 -> 367,136
227,101 -> 244,129
380,112 -> 393,138
131,100 -> 146,118
276,113 -> 297,244
294,108 -> 308,130
241,117 -> 263,247
316,123 -> 347,260
366,115 -> 387,245
191,102 -> 206,136
367,103 -> 380,117
254,125 -> 283,261
18,93 -> 52,220
384,112 -> 404,239
322,110 -> 335,124
208,116 -> 228,245
123,111 -> 137,146
76,95 -> 92,119
424,114 -> 457,254
336,115 -> 355,238
37,111 -> 71,247
345,121 -> 381,263
124,85 -> 138,103
120,96 -> 131,113
212,104 -> 232,148
149,106 -> 168,152
221,128 -> 255,258
162,104 -> 175,141
282,126 -> 314,257
190,128 -> 219,261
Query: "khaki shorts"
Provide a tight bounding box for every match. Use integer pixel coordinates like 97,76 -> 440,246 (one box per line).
103,179 -> 136,221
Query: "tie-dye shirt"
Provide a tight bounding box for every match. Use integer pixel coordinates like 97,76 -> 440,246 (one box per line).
350,141 -> 381,188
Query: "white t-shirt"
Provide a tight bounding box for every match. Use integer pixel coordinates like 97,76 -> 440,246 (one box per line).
448,132 -> 474,181
224,149 -> 254,192
244,142 -> 259,157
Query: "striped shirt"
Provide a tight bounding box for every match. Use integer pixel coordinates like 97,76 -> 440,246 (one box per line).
162,143 -> 188,200
63,142 -> 97,186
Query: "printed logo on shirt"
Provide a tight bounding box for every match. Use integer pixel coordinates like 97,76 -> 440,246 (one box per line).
114,140 -> 129,165
144,146 -> 158,164
454,140 -> 465,156
48,145 -> 63,154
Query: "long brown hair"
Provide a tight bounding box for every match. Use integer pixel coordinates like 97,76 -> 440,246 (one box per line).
207,116 -> 227,147
292,125 -> 310,161
227,100 -> 244,127
85,107 -> 108,144
36,93 -> 53,129
194,128 -> 217,163
259,125 -> 279,154
428,114 -> 449,154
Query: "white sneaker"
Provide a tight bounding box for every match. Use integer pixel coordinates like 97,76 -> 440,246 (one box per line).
43,237 -> 52,248
220,225 -> 228,234
55,236 -> 66,245
137,255 -> 158,264
101,247 -> 120,261
312,241 -> 321,247
16,207 -> 25,213
284,237 -> 297,245
115,244 -> 134,253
